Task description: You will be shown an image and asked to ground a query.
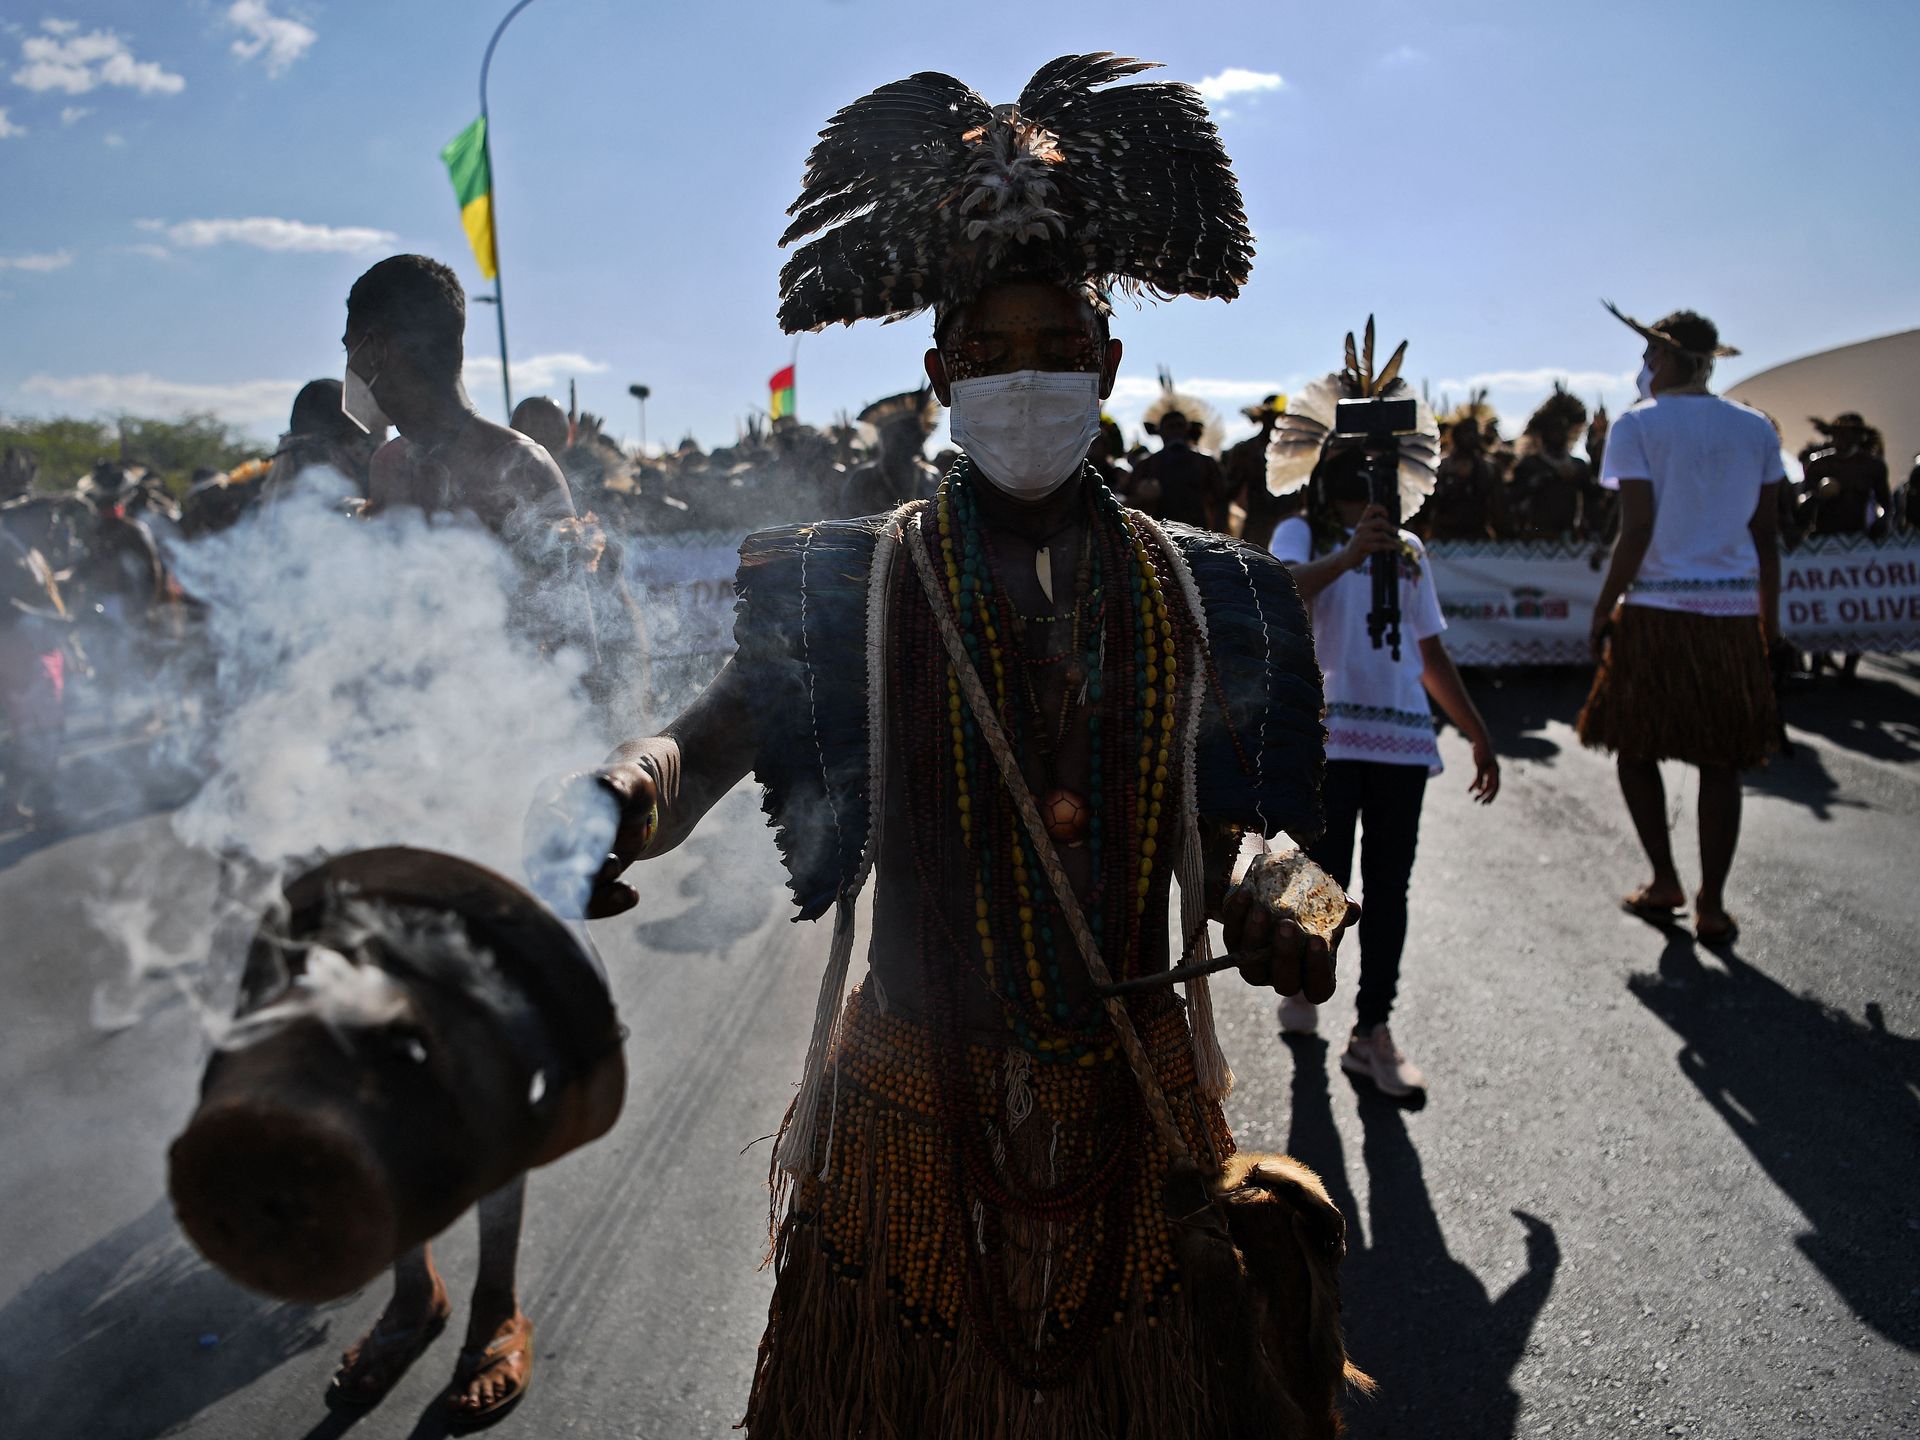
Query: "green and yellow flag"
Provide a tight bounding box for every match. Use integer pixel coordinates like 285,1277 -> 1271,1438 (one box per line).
440,116 -> 497,280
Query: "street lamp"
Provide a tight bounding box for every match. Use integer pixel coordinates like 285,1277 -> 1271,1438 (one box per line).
628,383 -> 650,455
476,0 -> 544,419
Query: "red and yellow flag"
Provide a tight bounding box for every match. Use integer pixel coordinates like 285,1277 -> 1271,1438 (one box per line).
440,116 -> 497,280
768,364 -> 796,421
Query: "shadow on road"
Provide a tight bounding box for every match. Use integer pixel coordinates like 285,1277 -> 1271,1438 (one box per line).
627,810 -> 778,955
1285,1036 -> 1560,1439
1458,666 -> 1592,765
1629,934 -> 1920,1350
0,1200 -> 334,1439
1743,736 -> 1864,821
1776,660 -> 1920,768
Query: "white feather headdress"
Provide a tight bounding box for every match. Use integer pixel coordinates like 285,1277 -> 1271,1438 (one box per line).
1142,371 -> 1226,454
1264,318 -> 1439,519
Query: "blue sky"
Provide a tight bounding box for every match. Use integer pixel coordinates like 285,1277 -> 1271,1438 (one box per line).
2,0 -> 1916,457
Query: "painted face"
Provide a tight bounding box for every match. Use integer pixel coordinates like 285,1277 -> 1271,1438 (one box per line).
940,283 -> 1106,383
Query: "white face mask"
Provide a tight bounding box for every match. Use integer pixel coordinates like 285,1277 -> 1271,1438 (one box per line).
1634,361 -> 1655,401
342,340 -> 391,435
948,370 -> 1102,500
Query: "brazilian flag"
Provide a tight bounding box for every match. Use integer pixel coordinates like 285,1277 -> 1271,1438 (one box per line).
441,116 -> 497,280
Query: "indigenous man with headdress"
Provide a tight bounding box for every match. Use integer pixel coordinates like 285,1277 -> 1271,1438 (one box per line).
1224,393 -> 1295,552
1425,397 -> 1504,542
1507,385 -> 1591,541
1263,324 -> 1500,1095
536,53 -> 1365,1438
1127,381 -> 1231,531
1799,411 -> 1892,680
838,387 -> 942,518
1578,303 -> 1782,945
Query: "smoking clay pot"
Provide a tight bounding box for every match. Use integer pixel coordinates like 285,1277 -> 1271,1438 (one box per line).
168,846 -> 627,1303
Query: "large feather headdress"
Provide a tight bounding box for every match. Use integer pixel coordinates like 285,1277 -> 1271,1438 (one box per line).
1141,368 -> 1226,454
1264,318 -> 1440,519
777,53 -> 1254,333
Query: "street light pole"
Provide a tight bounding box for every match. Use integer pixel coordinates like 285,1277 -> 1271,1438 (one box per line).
628,383 -> 650,455
478,0 -> 543,420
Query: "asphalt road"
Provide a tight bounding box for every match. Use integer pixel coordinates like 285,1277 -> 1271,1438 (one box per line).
2,658 -> 1916,1439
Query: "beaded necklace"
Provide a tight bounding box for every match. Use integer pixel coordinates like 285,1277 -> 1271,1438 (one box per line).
926,459 -> 1184,1059
893,457 -> 1200,1384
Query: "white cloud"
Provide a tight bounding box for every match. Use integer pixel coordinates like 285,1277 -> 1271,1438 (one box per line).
1380,45 -> 1429,69
21,371 -> 301,426
122,242 -> 172,260
102,130 -> 124,147
226,1 -> 315,78
1195,68 -> 1284,103
13,25 -> 185,96
1434,366 -> 1634,397
465,352 -> 609,391
40,20 -> 79,37
146,216 -> 397,253
59,103 -> 88,124
0,249 -> 74,271
0,107 -> 22,138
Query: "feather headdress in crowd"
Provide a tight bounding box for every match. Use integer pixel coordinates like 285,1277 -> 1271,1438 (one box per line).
1141,368 -> 1226,454
1437,387 -> 1495,442
1602,300 -> 1740,359
1264,317 -> 1440,519
857,387 -> 941,437
1524,383 -> 1589,440
776,53 -> 1254,333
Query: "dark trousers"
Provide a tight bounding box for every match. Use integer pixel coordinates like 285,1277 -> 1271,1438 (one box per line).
1305,759 -> 1428,1029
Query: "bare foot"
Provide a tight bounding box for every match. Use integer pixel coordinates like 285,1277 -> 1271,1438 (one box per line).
330,1280 -> 452,1405
446,1309 -> 534,1427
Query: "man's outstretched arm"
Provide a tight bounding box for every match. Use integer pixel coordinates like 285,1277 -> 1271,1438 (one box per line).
533,655 -> 759,917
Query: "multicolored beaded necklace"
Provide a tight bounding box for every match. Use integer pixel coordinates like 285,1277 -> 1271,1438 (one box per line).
926,458 -> 1184,1063
890,456 -> 1199,1384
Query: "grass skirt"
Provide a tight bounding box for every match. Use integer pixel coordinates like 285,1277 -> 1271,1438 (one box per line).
1577,604 -> 1779,768
743,982 -> 1351,1439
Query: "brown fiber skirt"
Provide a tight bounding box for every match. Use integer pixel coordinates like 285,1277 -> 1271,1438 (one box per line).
1577,604 -> 1778,768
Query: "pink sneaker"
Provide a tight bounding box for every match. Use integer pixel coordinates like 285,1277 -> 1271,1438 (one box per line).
1340,1024 -> 1426,1097
1277,995 -> 1319,1034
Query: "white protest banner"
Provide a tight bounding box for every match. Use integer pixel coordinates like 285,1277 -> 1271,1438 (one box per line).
1778,534 -> 1920,653
1426,541 -> 1604,665
619,528 -> 742,659
1426,534 -> 1920,664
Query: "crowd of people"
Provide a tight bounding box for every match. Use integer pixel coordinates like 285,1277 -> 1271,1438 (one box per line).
2,42 -> 1917,1438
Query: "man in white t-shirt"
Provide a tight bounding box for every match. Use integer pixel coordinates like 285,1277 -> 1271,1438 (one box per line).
1271,444 -> 1499,1098
1577,305 -> 1782,946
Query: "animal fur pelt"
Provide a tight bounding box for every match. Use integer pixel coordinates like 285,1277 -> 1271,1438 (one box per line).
1166,1154 -> 1370,1440
778,52 -> 1255,332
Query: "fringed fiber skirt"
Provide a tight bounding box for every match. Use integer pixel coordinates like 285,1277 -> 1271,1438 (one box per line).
1577,604 -> 1779,769
743,982 -> 1352,1440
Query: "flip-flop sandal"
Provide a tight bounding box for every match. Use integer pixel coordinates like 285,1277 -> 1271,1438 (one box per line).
1620,890 -> 1682,921
445,1312 -> 534,1428
1694,915 -> 1740,946
329,1294 -> 452,1406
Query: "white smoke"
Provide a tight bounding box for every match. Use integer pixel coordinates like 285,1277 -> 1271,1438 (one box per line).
92,469 -> 620,1030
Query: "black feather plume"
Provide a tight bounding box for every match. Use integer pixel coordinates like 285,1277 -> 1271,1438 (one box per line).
777,52 -> 1255,333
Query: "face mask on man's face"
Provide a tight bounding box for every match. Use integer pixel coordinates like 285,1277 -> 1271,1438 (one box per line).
947,370 -> 1102,500
342,339 -> 392,435
1635,361 -> 1656,401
